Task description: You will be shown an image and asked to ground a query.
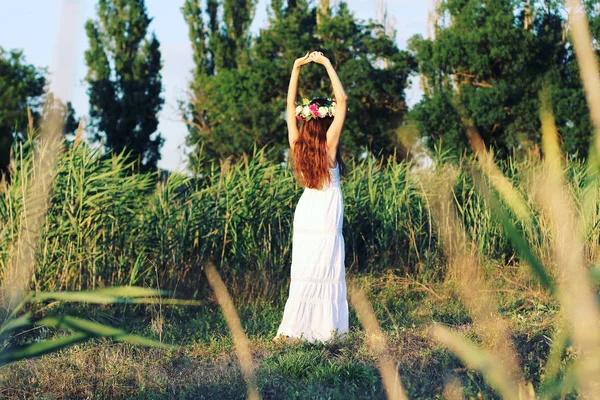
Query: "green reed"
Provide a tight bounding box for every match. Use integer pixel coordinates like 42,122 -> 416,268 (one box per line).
2,139 -> 599,303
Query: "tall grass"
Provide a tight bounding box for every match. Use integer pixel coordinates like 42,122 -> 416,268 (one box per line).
2,140 -> 600,301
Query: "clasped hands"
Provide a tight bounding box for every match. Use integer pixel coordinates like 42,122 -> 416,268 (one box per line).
294,51 -> 330,68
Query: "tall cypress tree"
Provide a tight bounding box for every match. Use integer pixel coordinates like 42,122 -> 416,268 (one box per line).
182,0 -> 209,77
181,0 -> 257,170
85,0 -> 164,171
181,0 -> 212,169
222,0 -> 256,69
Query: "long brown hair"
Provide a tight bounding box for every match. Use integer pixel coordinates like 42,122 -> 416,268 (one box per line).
290,98 -> 345,189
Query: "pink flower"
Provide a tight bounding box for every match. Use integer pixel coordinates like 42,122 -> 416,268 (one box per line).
309,103 -> 319,117
296,115 -> 303,120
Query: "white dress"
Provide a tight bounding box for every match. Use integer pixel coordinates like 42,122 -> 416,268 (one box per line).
275,163 -> 349,343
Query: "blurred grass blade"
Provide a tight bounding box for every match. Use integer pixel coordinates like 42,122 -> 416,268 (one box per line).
86,286 -> 167,297
537,84 -> 600,397
119,297 -> 203,306
565,0 -> 600,155
539,322 -> 571,398
539,363 -> 578,399
433,324 -> 522,400
457,102 -> 532,226
30,292 -> 202,306
495,208 -> 556,294
0,312 -> 32,338
590,267 -> 600,285
348,280 -> 408,400
566,0 -> 600,254
31,286 -> 167,304
31,292 -> 137,304
36,315 -> 176,349
579,152 -> 600,243
0,332 -> 90,365
0,1 -> 79,311
475,173 -> 556,294
419,168 -> 525,388
27,287 -> 202,306
540,87 -> 562,177
204,263 -> 260,400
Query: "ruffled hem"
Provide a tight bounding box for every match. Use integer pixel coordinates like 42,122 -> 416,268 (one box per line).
276,298 -> 349,343
276,329 -> 349,344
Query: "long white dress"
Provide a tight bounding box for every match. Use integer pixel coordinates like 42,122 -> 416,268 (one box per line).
275,163 -> 349,343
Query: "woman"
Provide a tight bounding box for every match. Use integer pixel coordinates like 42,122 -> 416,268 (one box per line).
273,51 -> 349,343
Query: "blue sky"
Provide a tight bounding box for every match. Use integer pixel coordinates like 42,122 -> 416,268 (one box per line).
0,0 -> 428,171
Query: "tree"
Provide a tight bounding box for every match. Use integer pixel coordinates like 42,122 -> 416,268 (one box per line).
181,0 -> 259,169
314,3 -> 416,157
182,0 -> 416,170
0,47 -> 46,181
221,0 -> 256,69
409,0 -> 595,159
85,0 -> 164,171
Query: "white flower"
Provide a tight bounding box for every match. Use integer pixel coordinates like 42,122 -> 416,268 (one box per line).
318,106 -> 328,117
302,106 -> 311,117
295,105 -> 303,114
330,106 -> 336,117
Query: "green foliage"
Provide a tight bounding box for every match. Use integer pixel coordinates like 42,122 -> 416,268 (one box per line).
85,0 -> 164,171
182,1 -> 416,170
409,0 -> 596,159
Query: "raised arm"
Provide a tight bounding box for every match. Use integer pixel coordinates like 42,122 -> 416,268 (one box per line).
311,52 -> 347,151
287,53 -> 311,149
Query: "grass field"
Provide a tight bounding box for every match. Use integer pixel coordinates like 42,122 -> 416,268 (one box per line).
0,269 -> 562,399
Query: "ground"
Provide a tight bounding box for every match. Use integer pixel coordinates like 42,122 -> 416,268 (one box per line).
0,269 -> 564,399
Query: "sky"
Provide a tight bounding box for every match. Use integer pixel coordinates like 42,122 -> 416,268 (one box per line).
0,0 -> 428,172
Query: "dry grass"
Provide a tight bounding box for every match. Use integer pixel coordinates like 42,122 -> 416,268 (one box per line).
348,280 -> 408,400
0,268 -> 560,399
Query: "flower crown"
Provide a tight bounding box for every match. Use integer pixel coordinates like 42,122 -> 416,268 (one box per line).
295,97 -> 337,121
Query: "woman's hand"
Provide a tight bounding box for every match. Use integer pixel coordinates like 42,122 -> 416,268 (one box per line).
294,53 -> 311,68
310,51 -> 330,66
